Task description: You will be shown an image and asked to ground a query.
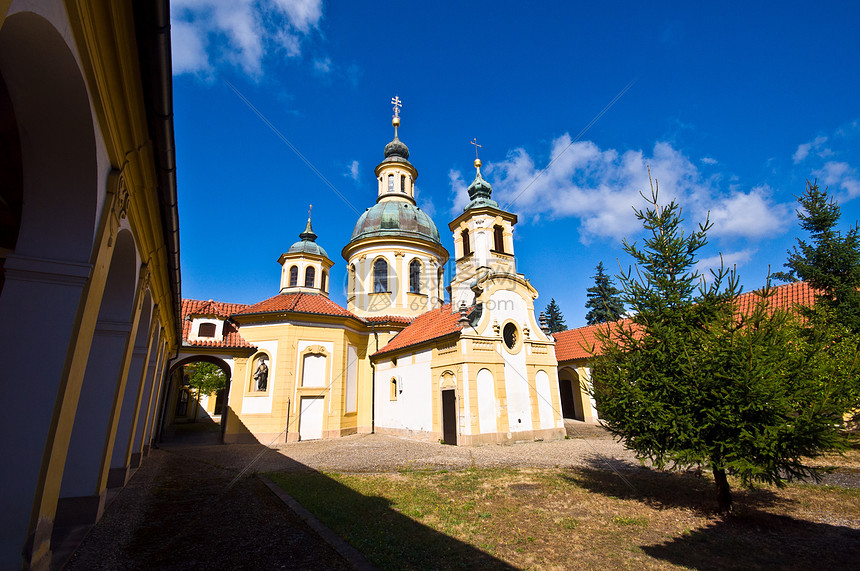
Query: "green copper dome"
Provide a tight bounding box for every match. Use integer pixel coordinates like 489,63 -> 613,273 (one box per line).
464,169 -> 499,210
288,218 -> 329,258
349,201 -> 441,245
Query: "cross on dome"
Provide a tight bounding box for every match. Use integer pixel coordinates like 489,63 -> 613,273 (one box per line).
391,95 -> 402,138
470,137 -> 482,172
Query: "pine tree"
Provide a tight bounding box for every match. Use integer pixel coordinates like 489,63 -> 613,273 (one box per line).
592,176 -> 849,513
584,262 -> 625,324
543,298 -> 567,332
773,180 -> 860,333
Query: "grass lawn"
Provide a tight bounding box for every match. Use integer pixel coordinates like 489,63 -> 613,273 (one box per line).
269,449 -> 860,569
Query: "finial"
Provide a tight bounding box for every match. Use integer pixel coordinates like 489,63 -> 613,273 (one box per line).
300,205 -> 317,242
539,312 -> 550,334
471,138 -> 482,172
391,95 -> 402,137
458,301 -> 470,325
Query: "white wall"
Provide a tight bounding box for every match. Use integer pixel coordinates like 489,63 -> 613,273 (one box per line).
375,351 -> 433,433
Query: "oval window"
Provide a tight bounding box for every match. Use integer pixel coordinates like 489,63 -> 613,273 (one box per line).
503,322 -> 518,350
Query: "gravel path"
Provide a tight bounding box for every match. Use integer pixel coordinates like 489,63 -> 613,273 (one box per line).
173,424 -> 639,477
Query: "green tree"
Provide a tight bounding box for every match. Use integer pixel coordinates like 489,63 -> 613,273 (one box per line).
592,178 -> 848,512
584,261 -> 625,324
773,180 -> 860,418
544,298 -> 567,332
184,361 -> 226,420
773,180 -> 860,332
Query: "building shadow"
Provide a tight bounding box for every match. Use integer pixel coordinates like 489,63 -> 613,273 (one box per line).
66,408 -> 515,570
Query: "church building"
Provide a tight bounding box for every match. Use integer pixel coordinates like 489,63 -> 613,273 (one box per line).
176,102 -> 596,446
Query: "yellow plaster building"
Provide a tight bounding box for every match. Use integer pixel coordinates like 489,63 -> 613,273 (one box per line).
177,106 -> 594,449
0,1 -> 181,568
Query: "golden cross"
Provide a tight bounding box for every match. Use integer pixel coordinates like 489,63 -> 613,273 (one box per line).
391,96 -> 402,118
471,137 -> 482,160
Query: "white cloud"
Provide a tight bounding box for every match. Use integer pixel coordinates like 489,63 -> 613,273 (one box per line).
793,135 -> 829,164
415,185 -> 436,217
814,161 -> 860,199
696,249 -> 756,280
171,0 -> 323,77
345,160 -> 359,181
449,169 -> 469,213
171,19 -> 209,75
449,134 -> 788,245
707,185 -> 791,239
313,57 -> 332,74
701,156 -> 717,165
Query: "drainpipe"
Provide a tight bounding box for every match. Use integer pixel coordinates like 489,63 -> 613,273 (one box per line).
370,322 -> 378,434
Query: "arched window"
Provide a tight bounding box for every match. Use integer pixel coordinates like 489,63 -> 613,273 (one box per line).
388,174 -> 394,192
409,259 -> 421,293
390,377 -> 398,400
374,258 -> 388,293
305,266 -> 315,288
289,266 -> 298,287
321,270 -> 328,292
493,224 -> 505,253
349,264 -> 356,294
198,323 -> 216,337
461,229 -> 471,257
400,175 -> 406,192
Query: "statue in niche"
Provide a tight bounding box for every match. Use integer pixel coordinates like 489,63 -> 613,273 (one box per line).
253,358 -> 269,391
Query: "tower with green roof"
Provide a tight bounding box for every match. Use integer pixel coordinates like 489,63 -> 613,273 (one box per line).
342,98 -> 449,318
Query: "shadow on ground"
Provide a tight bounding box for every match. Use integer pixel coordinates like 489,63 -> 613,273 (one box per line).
66,411 -> 514,570
563,455 -> 860,569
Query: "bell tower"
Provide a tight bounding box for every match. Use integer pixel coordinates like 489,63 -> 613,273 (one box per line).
448,148 -> 518,309
375,96 -> 418,205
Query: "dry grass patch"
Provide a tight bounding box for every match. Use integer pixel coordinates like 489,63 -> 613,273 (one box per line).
270,459 -> 860,570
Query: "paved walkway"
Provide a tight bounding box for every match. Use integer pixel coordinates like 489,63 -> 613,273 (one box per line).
61,420 -> 624,569
62,423 -> 351,570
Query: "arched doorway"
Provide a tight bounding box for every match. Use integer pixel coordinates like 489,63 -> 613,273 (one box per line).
58,229 -> 138,525
108,290 -> 154,488
164,355 -> 233,441
0,9 -> 102,562
558,368 -> 585,421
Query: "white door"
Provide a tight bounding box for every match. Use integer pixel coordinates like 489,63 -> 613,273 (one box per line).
299,396 -> 324,441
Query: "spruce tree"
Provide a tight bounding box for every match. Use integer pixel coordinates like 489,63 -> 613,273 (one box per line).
543,298 -> 567,332
584,261 -> 625,324
773,180 -> 860,333
592,177 -> 849,513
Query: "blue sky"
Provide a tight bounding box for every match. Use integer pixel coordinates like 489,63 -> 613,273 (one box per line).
172,0 -> 860,328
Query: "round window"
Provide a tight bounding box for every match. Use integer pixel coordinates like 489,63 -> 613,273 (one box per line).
503,322 -> 518,350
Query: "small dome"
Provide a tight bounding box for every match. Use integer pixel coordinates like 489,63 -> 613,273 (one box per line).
287,218 -> 329,258
464,169 -> 498,210
349,201 -> 441,245
288,240 -> 328,258
384,136 -> 409,160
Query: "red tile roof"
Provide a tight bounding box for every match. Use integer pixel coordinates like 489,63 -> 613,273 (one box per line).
234,292 -> 359,319
374,304 -> 463,356
734,280 -> 817,315
553,324 -> 611,362
181,299 -> 255,349
365,315 -> 414,325
555,281 -> 818,362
